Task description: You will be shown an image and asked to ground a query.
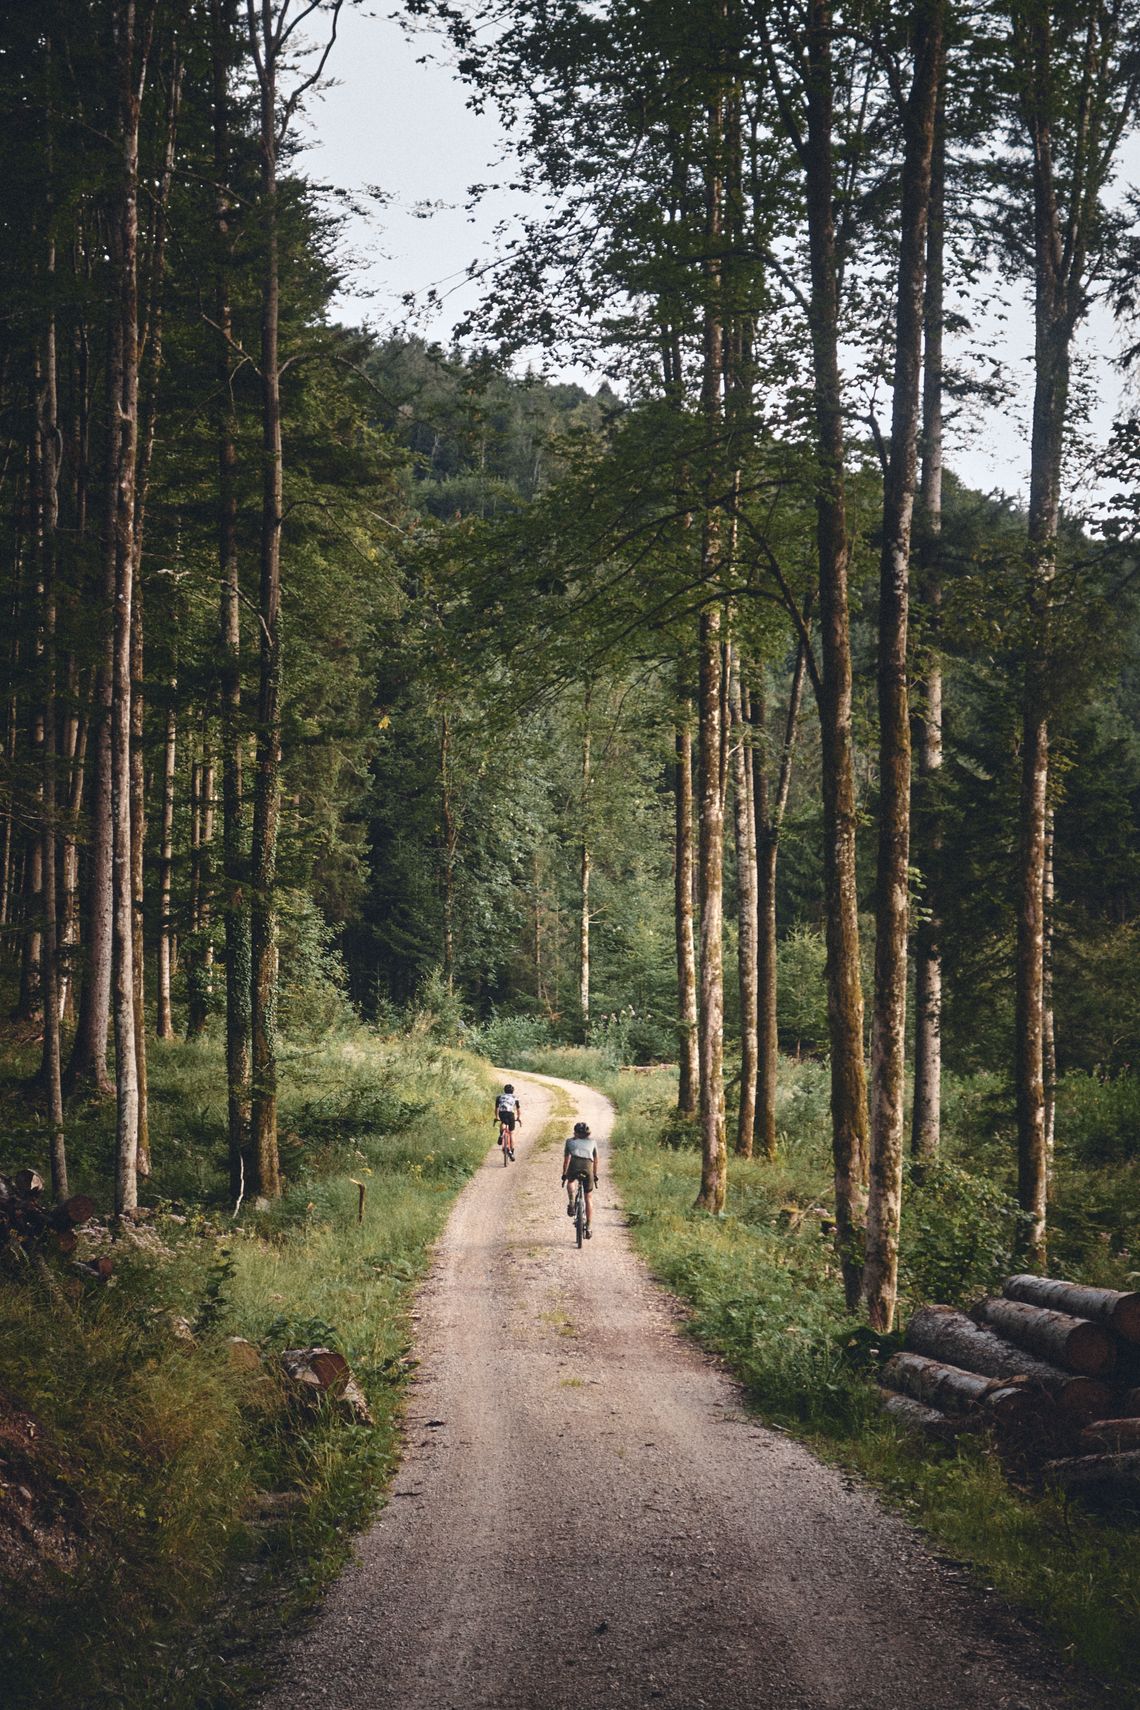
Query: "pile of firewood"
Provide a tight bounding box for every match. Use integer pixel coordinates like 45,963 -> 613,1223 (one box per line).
881,1274 -> 1140,1506
0,1170 -> 99,1261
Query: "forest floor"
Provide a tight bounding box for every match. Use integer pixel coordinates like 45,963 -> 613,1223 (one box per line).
262,1070 -> 1106,1710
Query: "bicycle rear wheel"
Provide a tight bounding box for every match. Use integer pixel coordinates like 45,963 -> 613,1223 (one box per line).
575,1185 -> 584,1248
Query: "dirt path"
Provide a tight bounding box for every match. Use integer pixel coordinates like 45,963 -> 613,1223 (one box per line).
265,1072 -> 1100,1710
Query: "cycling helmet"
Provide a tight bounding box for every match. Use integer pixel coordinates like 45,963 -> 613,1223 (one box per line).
573,1121 -> 590,1138
503,1083 -> 514,1093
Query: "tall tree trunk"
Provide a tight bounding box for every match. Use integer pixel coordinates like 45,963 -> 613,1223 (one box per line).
17,821 -> 43,1020
532,848 -> 545,1009
57,670 -> 88,1025
803,0 -> 867,1304
695,82 -> 727,1214
863,0 -> 944,1333
37,244 -> 67,1199
1043,803 -> 1056,1168
65,641 -> 113,1094
130,584 -> 149,1176
188,736 -> 216,1035
675,703 -> 699,1118
248,2 -> 285,1200
729,649 -> 758,1157
911,89 -> 945,1160
156,690 -> 176,1037
440,708 -> 456,990
579,695 -> 591,1034
752,638 -> 808,1160
108,0 -> 155,1215
213,0 -> 249,1201
1013,4 -> 1071,1269
1016,707 -> 1049,1265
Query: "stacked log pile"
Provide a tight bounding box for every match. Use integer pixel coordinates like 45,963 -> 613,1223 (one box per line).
0,1171 -> 99,1262
880,1275 -> 1140,1508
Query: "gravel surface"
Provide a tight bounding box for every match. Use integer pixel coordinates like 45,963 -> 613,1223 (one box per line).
264,1071 -> 1103,1710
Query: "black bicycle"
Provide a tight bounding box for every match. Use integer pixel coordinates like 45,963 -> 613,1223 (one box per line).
569,1174 -> 595,1247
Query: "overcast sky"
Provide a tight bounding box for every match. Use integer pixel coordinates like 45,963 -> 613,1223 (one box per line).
301,4 -> 1140,512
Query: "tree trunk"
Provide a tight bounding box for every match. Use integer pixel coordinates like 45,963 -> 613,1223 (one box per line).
65,649 -> 113,1094
675,703 -> 699,1118
440,708 -> 456,990
1043,803 -> 1056,1167
127,35 -> 178,1178
130,582 -> 149,1176
57,696 -> 88,1025
579,698 -> 591,1033
188,737 -> 216,1036
695,83 -> 727,1214
696,605 -> 727,1211
752,638 -> 809,1160
803,0 -> 867,1302
1009,1 -> 1114,1270
249,7 -> 284,1199
910,88 -> 945,1161
1016,707 -> 1049,1265
729,649 -> 758,1157
107,0 -> 156,1214
37,260 -> 66,1200
212,0 -> 250,1201
156,690 -> 176,1037
18,833 -> 43,1023
863,0 -> 944,1333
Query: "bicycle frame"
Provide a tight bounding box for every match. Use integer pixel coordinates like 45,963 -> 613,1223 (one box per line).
572,1176 -> 588,1247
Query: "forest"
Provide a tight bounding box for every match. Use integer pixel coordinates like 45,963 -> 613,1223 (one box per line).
1,1 -> 1139,1706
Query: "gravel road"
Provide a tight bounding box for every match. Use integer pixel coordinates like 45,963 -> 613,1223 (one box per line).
264,1071 -> 1102,1710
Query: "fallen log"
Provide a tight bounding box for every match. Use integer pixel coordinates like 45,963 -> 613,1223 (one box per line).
879,1391 -> 964,1445
972,1297 -> 1115,1377
1043,1448 -> 1140,1500
881,1352 -> 1036,1429
904,1306 -> 1113,1420
1079,1418 -> 1140,1454
14,1169 -> 44,1196
1004,1275 -> 1140,1345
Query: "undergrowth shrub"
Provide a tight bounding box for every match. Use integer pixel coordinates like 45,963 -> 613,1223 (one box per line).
277,890 -> 355,1041
468,1011 -> 555,1062
898,1157 -> 1024,1307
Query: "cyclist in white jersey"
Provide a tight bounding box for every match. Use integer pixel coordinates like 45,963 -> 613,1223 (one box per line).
562,1121 -> 598,1237
494,1084 -> 521,1160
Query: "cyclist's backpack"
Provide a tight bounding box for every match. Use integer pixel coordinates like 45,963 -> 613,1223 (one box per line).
496,1092 -> 514,1116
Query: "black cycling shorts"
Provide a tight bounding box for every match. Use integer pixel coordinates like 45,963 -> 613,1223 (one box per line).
497,1110 -> 517,1132
566,1160 -> 594,1187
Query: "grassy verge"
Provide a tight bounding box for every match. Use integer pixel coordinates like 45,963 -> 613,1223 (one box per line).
515,1047 -> 1140,1704
0,1024 -> 497,1709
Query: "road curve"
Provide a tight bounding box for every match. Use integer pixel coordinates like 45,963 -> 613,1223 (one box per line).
263,1070 -> 1100,1710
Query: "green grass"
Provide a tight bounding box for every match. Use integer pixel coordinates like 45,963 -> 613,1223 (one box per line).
601,1059 -> 1140,1705
0,1023 -> 503,1709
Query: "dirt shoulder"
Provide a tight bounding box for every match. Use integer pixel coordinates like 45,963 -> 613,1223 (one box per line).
263,1071 -> 1104,1710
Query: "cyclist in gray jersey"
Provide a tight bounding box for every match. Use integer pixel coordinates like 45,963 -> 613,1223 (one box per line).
562,1120 -> 598,1237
